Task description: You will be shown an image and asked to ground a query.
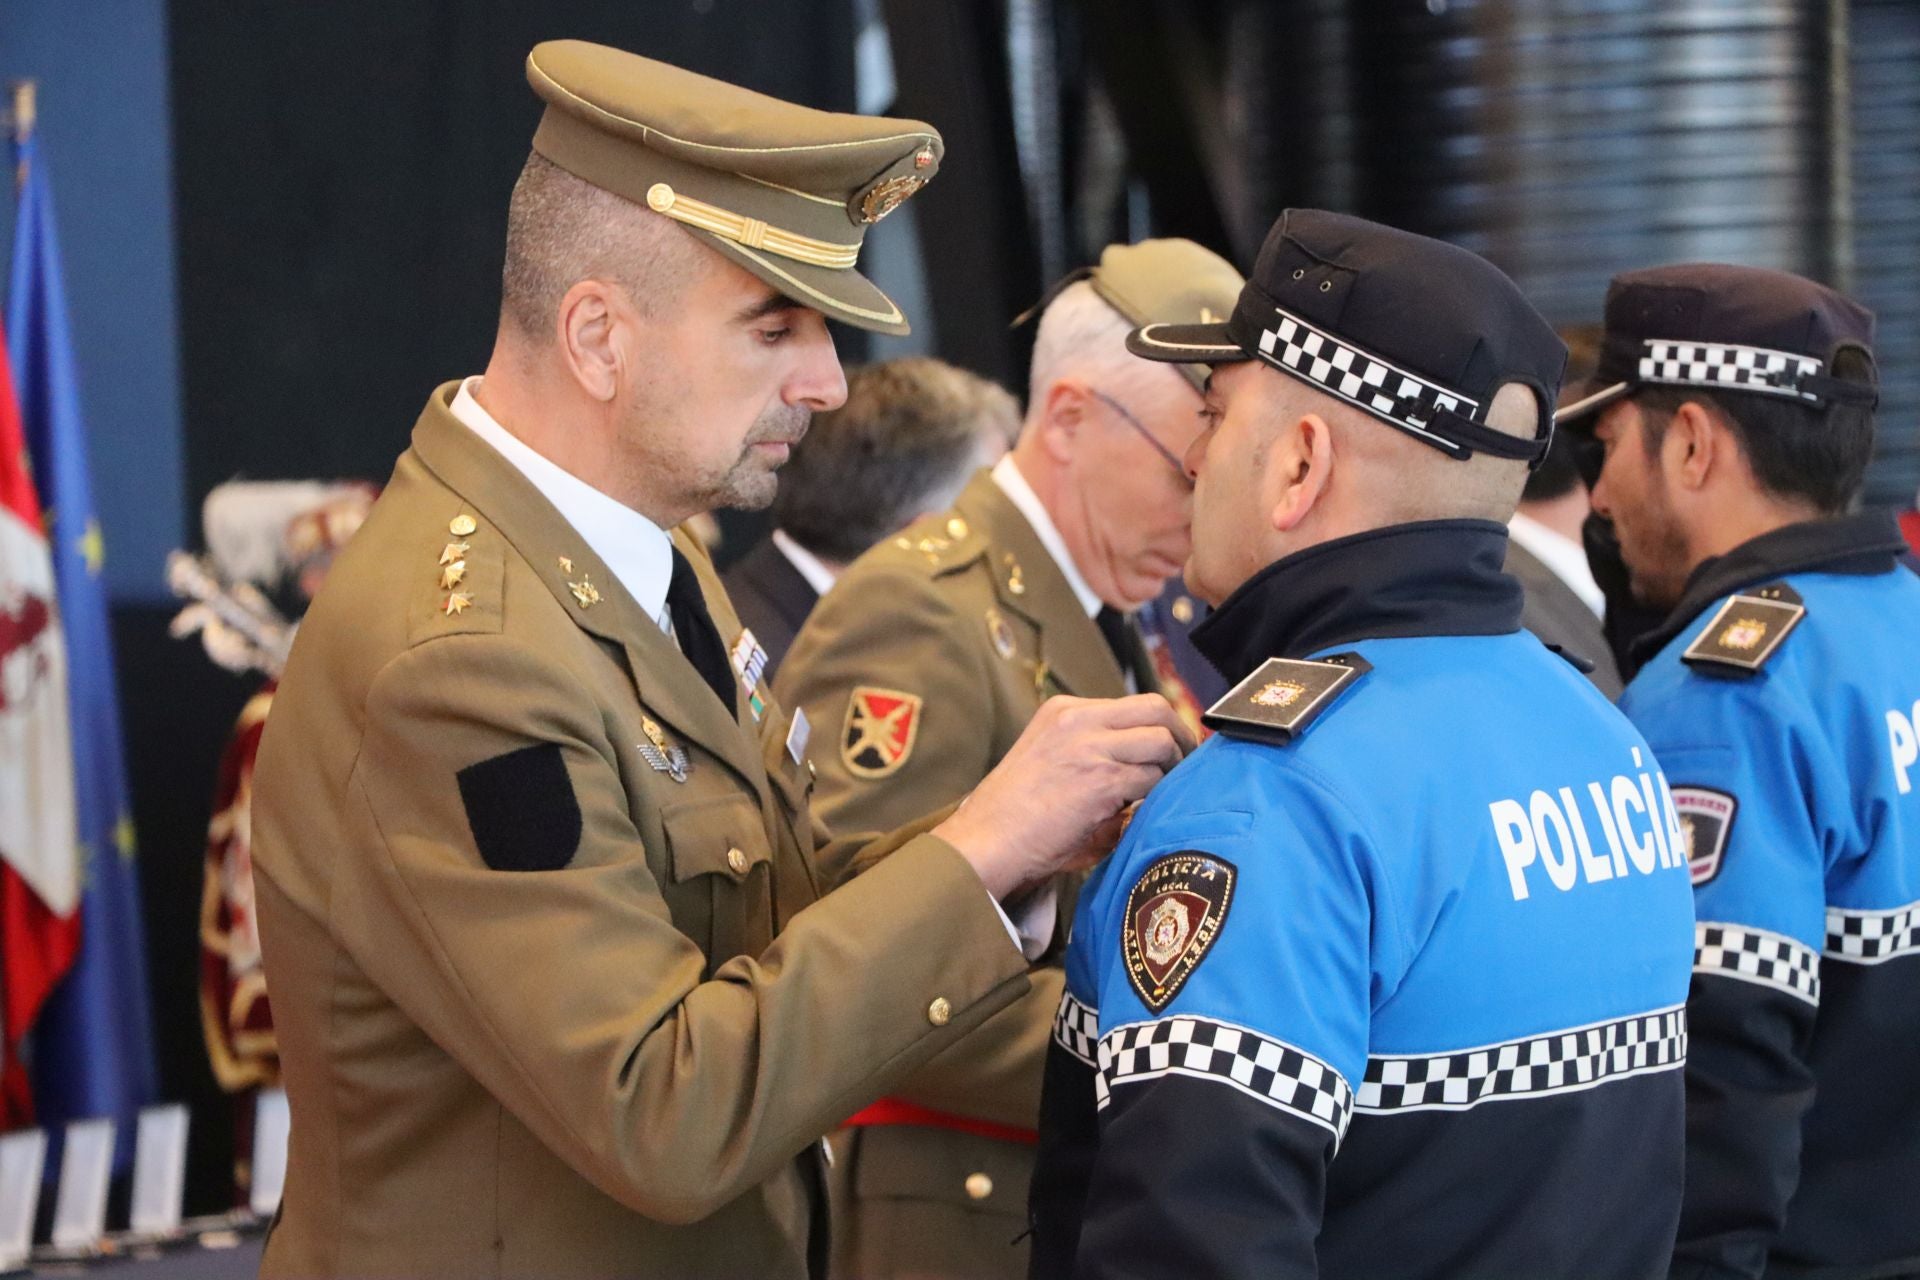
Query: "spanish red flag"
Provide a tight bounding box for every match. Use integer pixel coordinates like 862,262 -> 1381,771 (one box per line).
0,318 -> 79,1129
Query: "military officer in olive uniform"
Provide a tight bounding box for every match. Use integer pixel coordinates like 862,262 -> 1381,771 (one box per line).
775,239 -> 1242,1279
250,44 -> 1190,1280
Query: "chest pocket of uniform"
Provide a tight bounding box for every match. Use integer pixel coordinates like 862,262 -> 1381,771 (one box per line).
661,792 -> 775,970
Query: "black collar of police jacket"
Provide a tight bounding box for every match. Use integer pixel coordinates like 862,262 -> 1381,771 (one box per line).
1629,508 -> 1909,667
1191,519 -> 1524,686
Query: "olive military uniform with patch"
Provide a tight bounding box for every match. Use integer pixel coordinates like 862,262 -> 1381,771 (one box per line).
775,240 -> 1242,1280
251,46 -> 1031,1280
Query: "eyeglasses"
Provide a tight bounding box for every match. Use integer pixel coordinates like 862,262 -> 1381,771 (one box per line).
1086,387 -> 1192,486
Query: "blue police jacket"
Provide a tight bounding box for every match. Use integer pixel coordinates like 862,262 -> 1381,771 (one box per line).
1031,521 -> 1697,1280
1618,510 -> 1920,1280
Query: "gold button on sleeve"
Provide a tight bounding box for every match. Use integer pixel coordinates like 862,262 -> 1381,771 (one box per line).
964,1172 -> 993,1200
927,996 -> 952,1027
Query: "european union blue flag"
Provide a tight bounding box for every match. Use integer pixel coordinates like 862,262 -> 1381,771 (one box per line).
7,129 -> 157,1161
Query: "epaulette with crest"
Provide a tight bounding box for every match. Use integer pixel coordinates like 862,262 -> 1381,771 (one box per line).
1681,582 -> 1806,678
1202,652 -> 1372,745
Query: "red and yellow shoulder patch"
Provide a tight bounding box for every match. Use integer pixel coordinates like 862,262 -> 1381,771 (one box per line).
1123,851 -> 1237,1011
841,686 -> 923,778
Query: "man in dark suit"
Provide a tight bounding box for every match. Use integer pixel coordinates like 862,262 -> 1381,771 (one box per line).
724,357 -> 1017,680
1506,424 -> 1624,696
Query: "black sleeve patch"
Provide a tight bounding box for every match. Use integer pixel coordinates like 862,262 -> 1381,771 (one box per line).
457,743 -> 582,873
1123,852 -> 1237,1012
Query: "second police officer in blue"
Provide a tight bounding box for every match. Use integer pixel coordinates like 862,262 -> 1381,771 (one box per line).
1028,210 -> 1699,1279
1562,265 -> 1920,1280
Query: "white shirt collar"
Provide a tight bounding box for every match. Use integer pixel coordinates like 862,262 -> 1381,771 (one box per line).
991,454 -> 1102,618
770,528 -> 839,596
449,377 -> 675,629
1508,510 -> 1606,618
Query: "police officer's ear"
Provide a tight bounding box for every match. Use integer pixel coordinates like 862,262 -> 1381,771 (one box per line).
1269,411 -> 1336,534
1664,399 -> 1728,495
557,278 -> 626,403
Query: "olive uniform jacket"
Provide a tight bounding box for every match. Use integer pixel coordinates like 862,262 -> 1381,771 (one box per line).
776,468 -> 1136,1280
250,384 -> 1032,1280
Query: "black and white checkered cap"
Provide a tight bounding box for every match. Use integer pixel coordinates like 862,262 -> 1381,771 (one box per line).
1694,920 -> 1821,1006
1127,209 -> 1564,465
1826,899 -> 1920,965
1558,262 -> 1876,425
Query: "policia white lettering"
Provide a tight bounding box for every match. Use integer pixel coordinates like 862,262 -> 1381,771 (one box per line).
1489,749 -> 1689,901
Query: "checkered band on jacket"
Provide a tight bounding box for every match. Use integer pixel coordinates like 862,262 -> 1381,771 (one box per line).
1695,921 -> 1821,1005
1356,1006 -> 1687,1114
1637,340 -> 1823,402
1096,1015 -> 1355,1145
1826,899 -> 1920,965
1052,992 -> 1099,1068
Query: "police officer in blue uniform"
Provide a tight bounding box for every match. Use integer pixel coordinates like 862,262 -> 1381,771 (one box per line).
1559,265 -> 1920,1280
1029,210 -> 1699,1280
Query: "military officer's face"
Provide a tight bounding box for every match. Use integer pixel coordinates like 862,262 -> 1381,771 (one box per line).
619,252 -> 849,520
1588,399 -> 1692,609
1062,366 -> 1202,609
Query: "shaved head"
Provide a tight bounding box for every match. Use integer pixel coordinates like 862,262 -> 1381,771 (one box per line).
499,152 -> 705,341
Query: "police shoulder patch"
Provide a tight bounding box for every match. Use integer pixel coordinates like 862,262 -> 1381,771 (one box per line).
1202,652 -> 1371,745
841,686 -> 923,777
1682,583 -> 1805,677
1123,851 -> 1237,1012
1671,786 -> 1738,885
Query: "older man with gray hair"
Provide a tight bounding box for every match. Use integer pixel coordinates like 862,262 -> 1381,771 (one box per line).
777,237 -> 1242,1280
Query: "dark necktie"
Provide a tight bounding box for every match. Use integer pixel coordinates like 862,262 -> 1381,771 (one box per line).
1095,605 -> 1155,691
668,548 -> 738,714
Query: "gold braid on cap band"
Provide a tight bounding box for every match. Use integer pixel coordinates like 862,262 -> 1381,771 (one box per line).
646,183 -> 859,270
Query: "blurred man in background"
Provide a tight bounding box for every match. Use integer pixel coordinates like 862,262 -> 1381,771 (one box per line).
723,357 -> 1018,680
1563,263 -> 1919,1280
776,238 -> 1242,1280
1507,426 -> 1622,696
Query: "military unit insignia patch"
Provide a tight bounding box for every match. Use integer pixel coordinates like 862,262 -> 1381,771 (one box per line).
1203,652 -> 1371,745
1682,584 -> 1805,677
1124,851 -> 1236,1012
841,686 -> 922,777
1671,786 -> 1737,884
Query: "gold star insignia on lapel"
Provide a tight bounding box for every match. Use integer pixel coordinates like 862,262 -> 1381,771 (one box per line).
558,555 -> 574,575
439,540 -> 469,566
569,576 -> 601,609
443,592 -> 472,616
439,561 -> 466,590
1004,554 -> 1026,596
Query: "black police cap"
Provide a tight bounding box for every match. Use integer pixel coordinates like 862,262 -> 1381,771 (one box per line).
1127,209 -> 1566,467
1557,263 -> 1878,425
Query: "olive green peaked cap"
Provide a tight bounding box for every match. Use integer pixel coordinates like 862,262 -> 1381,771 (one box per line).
1021,239 -> 1244,391
526,40 -> 942,335
1085,239 -> 1243,391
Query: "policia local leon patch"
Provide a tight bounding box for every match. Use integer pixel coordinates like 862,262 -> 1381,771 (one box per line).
1124,852 -> 1237,1012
